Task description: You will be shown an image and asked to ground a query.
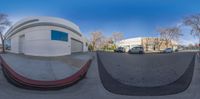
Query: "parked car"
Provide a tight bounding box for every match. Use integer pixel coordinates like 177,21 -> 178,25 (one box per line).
114,47 -> 126,53
163,48 -> 173,53
128,46 -> 144,54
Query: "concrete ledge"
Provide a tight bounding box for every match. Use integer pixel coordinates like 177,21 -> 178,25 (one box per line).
0,56 -> 92,90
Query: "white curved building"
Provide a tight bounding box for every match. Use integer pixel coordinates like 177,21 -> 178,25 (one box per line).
4,16 -> 88,56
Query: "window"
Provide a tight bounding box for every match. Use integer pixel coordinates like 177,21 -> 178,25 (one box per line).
51,30 -> 68,42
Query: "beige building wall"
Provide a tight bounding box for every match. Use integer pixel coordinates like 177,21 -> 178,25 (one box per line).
142,37 -> 178,51
116,37 -> 178,52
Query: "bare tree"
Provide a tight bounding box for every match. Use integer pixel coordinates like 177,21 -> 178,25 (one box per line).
89,32 -> 124,51
0,14 -> 11,53
157,26 -> 182,49
101,36 -> 114,51
90,31 -> 104,51
111,32 -> 124,43
153,38 -> 161,50
183,14 -> 200,51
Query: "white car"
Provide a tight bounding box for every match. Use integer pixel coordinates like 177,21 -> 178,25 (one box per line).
128,46 -> 144,54
163,48 -> 173,53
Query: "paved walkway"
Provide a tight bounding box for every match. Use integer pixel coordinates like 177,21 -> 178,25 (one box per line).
1,53 -> 92,81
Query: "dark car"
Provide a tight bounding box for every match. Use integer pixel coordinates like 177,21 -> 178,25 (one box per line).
114,47 -> 126,53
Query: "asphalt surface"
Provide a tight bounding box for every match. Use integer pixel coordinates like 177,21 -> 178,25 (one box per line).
97,52 -> 196,96
0,52 -> 199,99
97,52 -> 195,87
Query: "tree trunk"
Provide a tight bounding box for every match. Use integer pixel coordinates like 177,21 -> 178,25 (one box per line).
169,40 -> 173,49
166,40 -> 169,48
158,42 -> 162,51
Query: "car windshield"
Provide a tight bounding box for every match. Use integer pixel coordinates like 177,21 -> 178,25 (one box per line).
0,0 -> 199,99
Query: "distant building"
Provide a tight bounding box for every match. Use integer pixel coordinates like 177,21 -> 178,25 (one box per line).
4,16 -> 88,56
116,37 -> 178,52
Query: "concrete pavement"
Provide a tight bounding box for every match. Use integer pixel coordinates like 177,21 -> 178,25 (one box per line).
1,53 -> 91,81
0,53 -> 92,89
0,52 -> 199,99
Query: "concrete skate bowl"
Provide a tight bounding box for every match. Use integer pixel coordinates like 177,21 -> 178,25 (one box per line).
97,52 -> 196,96
0,53 -> 92,90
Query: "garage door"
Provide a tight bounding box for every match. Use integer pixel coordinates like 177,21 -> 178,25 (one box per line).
71,38 -> 83,53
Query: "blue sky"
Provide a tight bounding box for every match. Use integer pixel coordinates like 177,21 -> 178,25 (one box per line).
0,0 -> 199,45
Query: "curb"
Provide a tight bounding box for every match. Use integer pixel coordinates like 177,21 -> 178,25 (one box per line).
0,56 -> 92,90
